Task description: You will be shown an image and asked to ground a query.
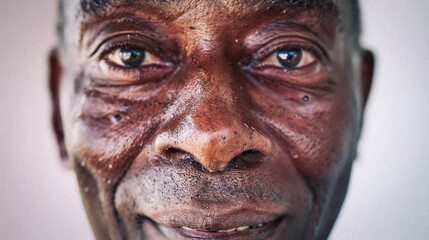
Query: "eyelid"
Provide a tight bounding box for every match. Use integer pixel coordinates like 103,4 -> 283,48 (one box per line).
94,34 -> 174,70
249,36 -> 330,65
98,42 -> 151,62
90,33 -> 160,59
88,34 -> 176,86
106,47 -> 161,67
259,49 -> 316,69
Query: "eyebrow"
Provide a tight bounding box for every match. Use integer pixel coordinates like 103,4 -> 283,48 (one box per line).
80,0 -> 337,19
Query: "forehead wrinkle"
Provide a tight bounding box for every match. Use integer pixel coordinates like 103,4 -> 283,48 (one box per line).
80,0 -> 171,17
207,0 -> 338,15
77,0 -> 338,31
76,0 -> 341,49
79,0 -> 338,17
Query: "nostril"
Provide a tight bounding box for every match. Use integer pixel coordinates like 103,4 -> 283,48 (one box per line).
227,150 -> 265,170
166,147 -> 183,154
161,147 -> 207,171
184,158 -> 206,172
160,148 -> 266,172
162,147 -> 192,161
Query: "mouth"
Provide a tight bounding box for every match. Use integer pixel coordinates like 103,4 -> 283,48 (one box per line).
177,216 -> 284,239
139,212 -> 286,239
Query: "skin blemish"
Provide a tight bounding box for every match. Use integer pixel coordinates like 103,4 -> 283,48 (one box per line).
302,95 -> 310,102
292,152 -> 299,159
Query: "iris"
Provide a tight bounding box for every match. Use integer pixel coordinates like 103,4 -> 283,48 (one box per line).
118,47 -> 145,67
277,49 -> 302,69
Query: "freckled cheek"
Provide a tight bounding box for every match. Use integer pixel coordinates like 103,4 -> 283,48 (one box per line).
264,100 -> 350,180
293,129 -> 345,179
290,109 -> 351,179
70,122 -> 136,178
273,87 -> 310,103
68,93 -> 169,176
255,77 -> 312,103
68,106 -> 159,183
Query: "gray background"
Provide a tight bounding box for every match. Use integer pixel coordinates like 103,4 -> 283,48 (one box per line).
1,1 -> 428,239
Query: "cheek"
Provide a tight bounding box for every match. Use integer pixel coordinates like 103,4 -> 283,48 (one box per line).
62,67 -> 190,185
66,92 -> 166,184
71,120 -> 149,181
257,88 -> 355,179
288,106 -> 351,179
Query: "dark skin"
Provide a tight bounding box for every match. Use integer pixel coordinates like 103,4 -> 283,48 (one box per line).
50,0 -> 374,239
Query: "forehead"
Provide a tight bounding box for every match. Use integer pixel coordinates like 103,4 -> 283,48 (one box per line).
61,0 -> 345,51
77,0 -> 338,16
64,0 -> 344,27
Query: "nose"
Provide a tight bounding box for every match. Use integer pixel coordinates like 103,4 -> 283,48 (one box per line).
155,117 -> 273,172
154,82 -> 273,173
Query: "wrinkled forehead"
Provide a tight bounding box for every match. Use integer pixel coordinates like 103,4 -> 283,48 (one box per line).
59,0 -> 348,51
76,0 -> 339,18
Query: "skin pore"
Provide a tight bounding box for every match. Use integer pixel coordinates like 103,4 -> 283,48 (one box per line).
50,0 -> 374,239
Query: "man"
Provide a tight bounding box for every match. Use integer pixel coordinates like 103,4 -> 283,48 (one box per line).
49,0 -> 374,239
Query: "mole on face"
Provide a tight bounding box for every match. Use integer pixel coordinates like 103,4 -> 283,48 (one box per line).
302,95 -> 309,102
52,0 -> 372,240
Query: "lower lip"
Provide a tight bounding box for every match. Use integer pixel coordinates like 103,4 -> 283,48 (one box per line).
175,217 -> 284,239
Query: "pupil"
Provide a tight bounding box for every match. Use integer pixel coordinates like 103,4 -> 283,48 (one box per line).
119,47 -> 145,67
114,114 -> 122,121
277,49 -> 302,69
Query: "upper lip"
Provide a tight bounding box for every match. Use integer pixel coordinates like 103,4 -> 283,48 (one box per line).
143,206 -> 287,232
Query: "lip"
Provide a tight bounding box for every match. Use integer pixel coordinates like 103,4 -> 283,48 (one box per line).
175,216 -> 284,239
139,208 -> 288,239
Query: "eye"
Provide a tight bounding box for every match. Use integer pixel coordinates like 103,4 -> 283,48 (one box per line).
106,47 -> 161,68
260,48 -> 316,69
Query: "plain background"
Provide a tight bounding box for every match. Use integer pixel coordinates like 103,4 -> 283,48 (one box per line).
1,1 -> 428,239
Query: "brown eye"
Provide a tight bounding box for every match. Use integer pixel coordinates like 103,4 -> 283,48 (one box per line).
277,49 -> 302,69
259,48 -> 316,70
118,47 -> 145,67
106,47 -> 161,68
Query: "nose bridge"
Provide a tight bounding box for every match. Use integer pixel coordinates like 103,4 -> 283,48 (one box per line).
193,64 -> 236,130
153,24 -> 273,172
181,27 -> 242,138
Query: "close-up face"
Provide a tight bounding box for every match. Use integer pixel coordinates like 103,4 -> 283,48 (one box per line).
50,0 -> 373,239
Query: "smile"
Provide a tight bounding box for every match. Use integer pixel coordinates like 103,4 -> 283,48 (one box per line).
181,224 -> 261,232
141,213 -> 285,239
178,217 -> 284,239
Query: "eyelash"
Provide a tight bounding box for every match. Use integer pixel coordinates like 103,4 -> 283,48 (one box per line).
99,42 -> 145,58
260,42 -> 323,64
93,36 -> 326,87
97,42 -> 158,77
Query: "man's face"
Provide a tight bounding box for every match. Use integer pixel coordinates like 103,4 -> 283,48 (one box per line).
51,0 -> 373,239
